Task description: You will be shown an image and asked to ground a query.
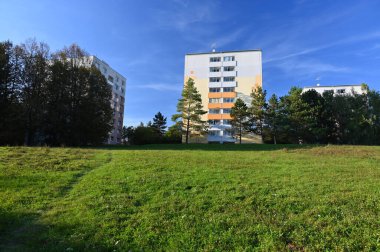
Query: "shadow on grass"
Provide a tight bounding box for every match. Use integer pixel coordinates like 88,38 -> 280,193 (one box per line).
90,144 -> 325,152
0,210 -> 118,251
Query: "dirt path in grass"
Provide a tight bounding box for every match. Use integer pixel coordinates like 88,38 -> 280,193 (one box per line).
0,151 -> 113,251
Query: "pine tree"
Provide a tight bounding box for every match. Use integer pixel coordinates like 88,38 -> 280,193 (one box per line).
152,111 -> 167,136
250,86 -> 267,142
172,78 -> 207,144
230,98 -> 250,144
266,94 -> 280,144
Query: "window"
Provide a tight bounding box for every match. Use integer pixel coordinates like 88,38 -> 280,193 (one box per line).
223,129 -> 233,136
122,80 -> 125,86
223,56 -> 235,61
223,87 -> 235,92
209,109 -> 220,114
210,67 -> 221,72
209,88 -> 221,93
210,57 -> 221,62
224,66 -> 235,71
336,89 -> 346,94
223,98 -> 235,103
208,120 -> 221,125
209,77 -> 221,82
116,77 -> 119,82
115,84 -> 119,90
209,98 -> 221,103
223,76 -> 235,82
103,67 -> 107,73
108,75 -> 114,82
209,130 -> 220,136
223,119 -> 231,125
223,108 -> 232,114
121,88 -> 124,93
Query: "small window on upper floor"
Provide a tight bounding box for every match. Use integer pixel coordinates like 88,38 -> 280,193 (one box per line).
223,87 -> 235,92
210,67 -> 221,72
209,77 -> 221,82
209,98 -> 221,103
208,120 -> 221,125
122,80 -> 125,86
223,56 -> 235,61
336,89 -> 346,94
103,67 -> 107,73
108,75 -> 114,82
223,98 -> 235,103
209,88 -> 221,93
116,76 -> 119,82
224,66 -> 235,71
223,76 -> 235,82
223,108 -> 232,114
115,84 -> 119,90
223,119 -> 231,125
210,57 -> 221,62
209,109 -> 220,114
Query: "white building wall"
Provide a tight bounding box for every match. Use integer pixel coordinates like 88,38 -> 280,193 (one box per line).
82,56 -> 126,144
302,85 -> 366,96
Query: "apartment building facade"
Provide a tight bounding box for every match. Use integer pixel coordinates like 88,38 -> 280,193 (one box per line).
80,56 -> 126,144
184,50 -> 263,143
302,84 -> 367,96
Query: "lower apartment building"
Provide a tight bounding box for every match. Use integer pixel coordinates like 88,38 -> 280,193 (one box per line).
184,50 -> 263,143
81,56 -> 126,144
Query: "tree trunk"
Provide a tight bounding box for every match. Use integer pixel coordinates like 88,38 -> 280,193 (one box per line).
239,124 -> 242,144
185,117 -> 190,144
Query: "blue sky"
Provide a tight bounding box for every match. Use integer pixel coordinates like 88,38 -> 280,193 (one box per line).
1,0 -> 380,126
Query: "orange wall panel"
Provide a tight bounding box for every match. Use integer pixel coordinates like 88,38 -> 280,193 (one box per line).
222,92 -> 236,98
208,103 -> 222,109
208,92 -> 222,98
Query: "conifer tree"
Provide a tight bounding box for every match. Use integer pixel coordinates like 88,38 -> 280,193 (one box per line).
172,78 -> 207,143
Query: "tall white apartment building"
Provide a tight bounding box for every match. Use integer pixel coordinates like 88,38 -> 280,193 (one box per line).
81,56 -> 126,144
184,50 -> 263,143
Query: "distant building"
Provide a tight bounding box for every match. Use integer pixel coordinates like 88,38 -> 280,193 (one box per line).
302,84 -> 366,96
80,56 -> 126,144
184,50 -> 263,143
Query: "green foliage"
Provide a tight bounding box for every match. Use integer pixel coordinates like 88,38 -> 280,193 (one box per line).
250,86 -> 267,140
230,98 -> 250,144
0,40 -> 112,146
2,145 -> 380,250
266,94 -> 280,144
172,78 -> 207,143
152,111 -> 167,136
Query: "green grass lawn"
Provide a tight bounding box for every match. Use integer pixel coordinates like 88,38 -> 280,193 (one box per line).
1,145 -> 380,251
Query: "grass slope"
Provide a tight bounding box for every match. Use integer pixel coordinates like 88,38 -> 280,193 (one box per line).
0,145 -> 380,251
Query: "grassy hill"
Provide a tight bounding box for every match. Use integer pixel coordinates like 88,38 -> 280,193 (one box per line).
1,145 -> 380,251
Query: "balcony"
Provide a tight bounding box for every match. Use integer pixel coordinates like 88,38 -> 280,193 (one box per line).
209,61 -> 222,67
209,71 -> 222,78
223,61 -> 237,67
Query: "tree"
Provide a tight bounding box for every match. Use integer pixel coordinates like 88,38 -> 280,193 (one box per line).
165,122 -> 182,143
0,41 -> 24,145
266,94 -> 280,144
301,89 -> 326,143
172,78 -> 207,144
152,112 -> 167,136
250,86 -> 267,142
19,39 -> 50,145
230,98 -> 250,144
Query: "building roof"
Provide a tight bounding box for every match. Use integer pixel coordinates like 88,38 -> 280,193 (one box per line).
186,49 -> 262,56
303,84 -> 362,89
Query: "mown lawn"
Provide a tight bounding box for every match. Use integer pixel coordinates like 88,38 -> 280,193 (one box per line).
0,144 -> 380,251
